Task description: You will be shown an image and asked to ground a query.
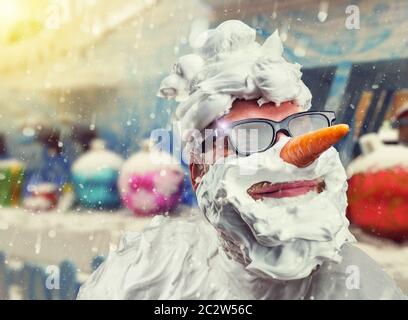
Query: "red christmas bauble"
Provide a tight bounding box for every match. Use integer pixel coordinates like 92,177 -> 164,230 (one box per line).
347,166 -> 408,241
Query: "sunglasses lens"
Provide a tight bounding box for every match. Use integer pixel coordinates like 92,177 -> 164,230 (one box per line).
229,122 -> 274,155
288,114 -> 330,137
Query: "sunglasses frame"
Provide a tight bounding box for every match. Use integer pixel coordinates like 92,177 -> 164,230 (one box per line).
201,111 -> 336,156
392,118 -> 408,128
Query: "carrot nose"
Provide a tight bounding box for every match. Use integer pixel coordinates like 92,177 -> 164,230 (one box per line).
280,124 -> 349,167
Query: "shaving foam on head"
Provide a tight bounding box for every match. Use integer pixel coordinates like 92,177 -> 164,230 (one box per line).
158,20 -> 312,141
196,137 -> 355,280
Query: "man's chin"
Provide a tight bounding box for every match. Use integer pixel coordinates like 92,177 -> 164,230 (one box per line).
237,235 -> 330,281
203,189 -> 352,281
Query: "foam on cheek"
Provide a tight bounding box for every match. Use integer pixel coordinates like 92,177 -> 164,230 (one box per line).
196,137 -> 355,280
219,137 -> 315,190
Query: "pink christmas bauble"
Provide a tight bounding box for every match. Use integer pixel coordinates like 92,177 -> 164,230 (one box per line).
118,148 -> 184,216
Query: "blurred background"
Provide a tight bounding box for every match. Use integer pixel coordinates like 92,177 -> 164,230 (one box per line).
0,0 -> 407,299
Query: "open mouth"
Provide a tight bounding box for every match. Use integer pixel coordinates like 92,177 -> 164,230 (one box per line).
247,178 -> 325,200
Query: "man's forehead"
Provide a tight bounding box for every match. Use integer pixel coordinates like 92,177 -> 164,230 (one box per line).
204,99 -> 303,130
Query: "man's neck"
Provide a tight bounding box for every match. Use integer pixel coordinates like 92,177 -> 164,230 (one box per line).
218,230 -> 250,266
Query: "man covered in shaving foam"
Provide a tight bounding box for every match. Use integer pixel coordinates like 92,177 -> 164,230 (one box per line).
78,20 -> 405,300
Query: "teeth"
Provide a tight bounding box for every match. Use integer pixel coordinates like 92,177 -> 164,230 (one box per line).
248,181 -> 271,193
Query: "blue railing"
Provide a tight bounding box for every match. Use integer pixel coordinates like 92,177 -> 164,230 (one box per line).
0,251 -> 104,300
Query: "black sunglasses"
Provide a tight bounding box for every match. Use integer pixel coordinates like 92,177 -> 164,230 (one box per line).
201,111 -> 336,156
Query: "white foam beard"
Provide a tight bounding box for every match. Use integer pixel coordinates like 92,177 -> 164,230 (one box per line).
196,137 -> 355,280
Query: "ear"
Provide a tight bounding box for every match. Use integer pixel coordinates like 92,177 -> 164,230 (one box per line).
189,163 -> 206,192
